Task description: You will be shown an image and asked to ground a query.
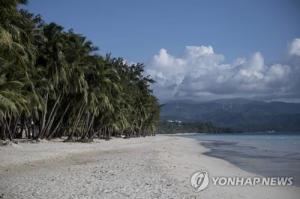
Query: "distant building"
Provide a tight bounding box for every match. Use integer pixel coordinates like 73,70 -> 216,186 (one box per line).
167,120 -> 182,124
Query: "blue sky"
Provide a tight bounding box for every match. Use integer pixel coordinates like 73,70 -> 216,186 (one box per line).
25,0 -> 300,102
25,0 -> 300,63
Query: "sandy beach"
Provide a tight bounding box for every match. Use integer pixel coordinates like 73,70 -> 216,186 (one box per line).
0,135 -> 299,199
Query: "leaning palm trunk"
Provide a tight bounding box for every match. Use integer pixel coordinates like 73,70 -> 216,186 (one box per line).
46,103 -> 70,139
80,113 -> 95,141
36,94 -> 62,139
66,102 -> 85,141
3,115 -> 15,141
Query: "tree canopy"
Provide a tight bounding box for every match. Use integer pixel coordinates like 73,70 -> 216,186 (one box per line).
0,0 -> 160,141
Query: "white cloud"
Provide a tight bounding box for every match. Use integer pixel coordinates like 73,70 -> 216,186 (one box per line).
289,38 -> 300,56
146,41 -> 299,102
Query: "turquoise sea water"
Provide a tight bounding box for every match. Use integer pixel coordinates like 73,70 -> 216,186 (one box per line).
185,132 -> 300,186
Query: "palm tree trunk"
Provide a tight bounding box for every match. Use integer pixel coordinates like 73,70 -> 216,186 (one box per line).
38,94 -> 61,139
66,102 -> 85,141
47,103 -> 70,139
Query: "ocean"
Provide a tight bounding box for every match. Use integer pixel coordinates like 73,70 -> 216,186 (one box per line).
185,132 -> 300,186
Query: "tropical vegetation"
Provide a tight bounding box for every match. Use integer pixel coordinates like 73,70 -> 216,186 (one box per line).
158,120 -> 234,134
0,0 -> 160,142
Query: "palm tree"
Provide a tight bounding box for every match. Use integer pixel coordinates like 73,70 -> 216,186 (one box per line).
0,78 -> 28,140
0,0 -> 160,142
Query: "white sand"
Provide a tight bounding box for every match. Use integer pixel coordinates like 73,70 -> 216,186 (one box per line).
0,135 -> 299,199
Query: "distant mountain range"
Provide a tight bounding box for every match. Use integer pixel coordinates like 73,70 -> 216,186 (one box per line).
160,98 -> 300,132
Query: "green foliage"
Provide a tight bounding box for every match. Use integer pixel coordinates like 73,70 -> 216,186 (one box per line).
158,120 -> 233,134
0,1 -> 160,141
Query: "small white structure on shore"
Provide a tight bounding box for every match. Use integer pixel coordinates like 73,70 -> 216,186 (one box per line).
167,120 -> 182,124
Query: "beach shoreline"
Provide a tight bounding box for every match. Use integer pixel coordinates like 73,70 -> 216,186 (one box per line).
0,135 -> 299,199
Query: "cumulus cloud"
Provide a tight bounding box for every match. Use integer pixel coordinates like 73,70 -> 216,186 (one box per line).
146,40 -> 300,102
289,38 -> 300,56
